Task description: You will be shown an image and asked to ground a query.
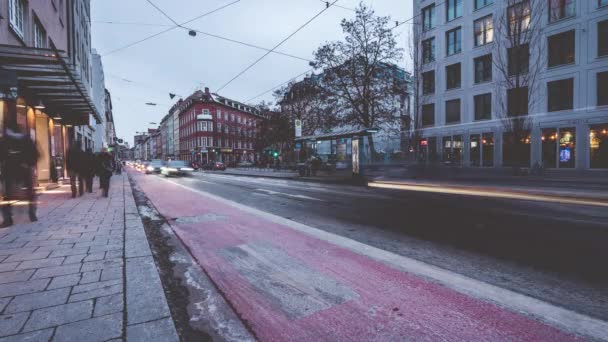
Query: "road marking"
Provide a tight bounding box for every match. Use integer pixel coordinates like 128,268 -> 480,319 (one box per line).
255,188 -> 325,202
156,176 -> 608,341
369,181 -> 608,207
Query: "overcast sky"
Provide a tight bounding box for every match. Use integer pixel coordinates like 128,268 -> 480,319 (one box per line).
90,0 -> 411,145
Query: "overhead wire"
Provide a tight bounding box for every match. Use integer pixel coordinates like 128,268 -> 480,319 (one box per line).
216,0 -> 340,92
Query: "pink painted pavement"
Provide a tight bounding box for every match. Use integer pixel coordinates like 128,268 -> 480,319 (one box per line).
131,170 -> 580,342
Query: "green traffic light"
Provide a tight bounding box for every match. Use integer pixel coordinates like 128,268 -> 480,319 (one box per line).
273,152 -> 279,157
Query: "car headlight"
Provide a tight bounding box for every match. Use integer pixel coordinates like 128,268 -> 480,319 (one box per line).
147,166 -> 154,171
180,168 -> 194,171
167,168 -> 178,172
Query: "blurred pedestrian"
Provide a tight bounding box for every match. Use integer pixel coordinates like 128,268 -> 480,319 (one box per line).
0,125 -> 39,227
66,141 -> 84,198
97,148 -> 114,198
82,148 -> 96,193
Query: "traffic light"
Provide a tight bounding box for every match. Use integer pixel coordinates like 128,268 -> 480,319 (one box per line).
273,151 -> 279,158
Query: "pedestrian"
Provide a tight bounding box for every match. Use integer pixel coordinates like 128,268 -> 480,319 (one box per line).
97,148 -> 114,198
66,141 -> 84,197
0,124 -> 39,227
82,148 -> 96,193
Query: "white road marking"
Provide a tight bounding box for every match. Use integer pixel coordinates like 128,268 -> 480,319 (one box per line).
255,189 -> 325,202
156,176 -> 608,341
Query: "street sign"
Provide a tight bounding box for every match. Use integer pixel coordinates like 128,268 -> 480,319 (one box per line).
295,119 -> 302,138
295,143 -> 301,151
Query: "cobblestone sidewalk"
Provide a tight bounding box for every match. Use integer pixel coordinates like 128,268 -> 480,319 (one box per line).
0,174 -> 179,342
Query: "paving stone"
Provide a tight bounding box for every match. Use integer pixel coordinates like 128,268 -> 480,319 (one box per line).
72,279 -> 122,294
48,246 -> 89,258
24,240 -> 60,248
83,252 -> 106,263
94,294 -> 123,317
53,311 -> 122,342
127,318 -> 179,342
0,247 -> 37,257
0,242 -> 27,251
2,252 -> 50,264
47,273 -> 82,290
100,267 -> 122,282
61,236 -> 95,244
80,270 -> 101,284
105,249 -> 123,260
23,300 -> 93,332
4,288 -> 70,314
63,254 -> 87,264
16,257 -> 64,270
0,298 -> 9,312
34,244 -> 75,253
0,279 -> 49,298
0,270 -> 35,285
0,328 -> 53,342
126,256 -> 171,325
0,312 -> 29,337
0,262 -> 19,273
31,264 -> 81,279
69,284 -> 122,303
81,258 -> 123,272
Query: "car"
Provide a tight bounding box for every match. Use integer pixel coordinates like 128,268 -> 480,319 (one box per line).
212,161 -> 226,171
145,160 -> 165,174
161,160 -> 195,177
237,161 -> 254,167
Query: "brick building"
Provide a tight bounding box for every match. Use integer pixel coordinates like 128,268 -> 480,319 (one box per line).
175,88 -> 267,165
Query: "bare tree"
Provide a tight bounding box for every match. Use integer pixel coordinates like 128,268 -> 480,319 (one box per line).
311,3 -> 406,158
491,0 -> 546,167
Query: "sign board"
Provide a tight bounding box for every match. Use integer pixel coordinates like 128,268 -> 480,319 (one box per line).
295,142 -> 302,151
295,119 -> 302,138
197,114 -> 213,120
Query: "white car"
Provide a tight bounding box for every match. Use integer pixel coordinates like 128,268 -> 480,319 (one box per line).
161,160 -> 194,177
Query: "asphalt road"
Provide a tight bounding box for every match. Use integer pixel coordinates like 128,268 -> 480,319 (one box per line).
147,171 -> 608,323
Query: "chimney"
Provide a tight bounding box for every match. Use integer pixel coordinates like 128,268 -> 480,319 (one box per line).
204,87 -> 210,95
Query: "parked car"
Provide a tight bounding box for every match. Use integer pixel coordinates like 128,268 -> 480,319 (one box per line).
212,161 -> 226,171
145,160 -> 165,174
161,160 -> 195,177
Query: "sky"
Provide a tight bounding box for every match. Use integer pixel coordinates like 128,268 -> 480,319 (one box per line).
90,0 -> 412,145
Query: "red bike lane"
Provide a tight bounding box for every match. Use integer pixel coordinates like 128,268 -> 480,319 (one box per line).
132,172 -> 579,341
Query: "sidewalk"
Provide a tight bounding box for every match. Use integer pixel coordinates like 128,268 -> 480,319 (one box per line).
0,175 -> 179,341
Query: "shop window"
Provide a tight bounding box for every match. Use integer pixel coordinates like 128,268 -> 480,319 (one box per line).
598,71 -> 608,106
446,63 -> 461,89
470,134 -> 481,167
442,135 -> 462,165
600,20 -> 608,57
422,38 -> 436,63
541,128 -> 558,168
428,137 -> 438,161
541,127 -> 575,168
474,93 -> 492,121
446,0 -> 463,21
422,4 -> 436,31
445,99 -> 461,124
482,133 -> 494,167
548,30 -> 575,67
422,70 -> 435,95
474,15 -> 493,47
502,131 -> 531,167
422,104 -> 435,127
547,78 -> 574,112
559,128 -> 576,168
474,54 -> 492,83
475,0 -> 493,10
590,124 -> 608,168
446,27 -> 462,56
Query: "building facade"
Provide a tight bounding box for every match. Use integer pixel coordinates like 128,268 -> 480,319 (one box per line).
413,0 -> 608,171
91,49 -> 106,152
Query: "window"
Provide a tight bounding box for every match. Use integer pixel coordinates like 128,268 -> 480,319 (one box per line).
442,135 -> 463,164
601,0 -> 608,7
548,30 -> 575,67
422,70 -> 435,94
475,0 -> 493,10
446,27 -> 462,56
446,0 -> 463,21
474,54 -> 492,83
547,78 -> 574,112
598,71 -> 608,106
508,44 -> 529,76
508,1 -> 531,36
541,128 -> 578,169
507,87 -> 528,116
422,4 -> 435,31
445,99 -> 461,123
474,15 -> 493,46
422,38 -> 436,63
549,0 -> 575,22
474,93 -> 492,120
470,133 -> 493,167
559,128 -> 576,168
446,63 -> 461,89
599,20 -> 608,57
542,128 -> 558,168
590,124 -> 608,168
34,18 -> 47,48
422,104 -> 435,127
8,0 -> 25,38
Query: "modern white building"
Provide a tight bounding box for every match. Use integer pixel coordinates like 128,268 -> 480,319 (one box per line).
413,0 -> 608,171
91,49 -> 107,152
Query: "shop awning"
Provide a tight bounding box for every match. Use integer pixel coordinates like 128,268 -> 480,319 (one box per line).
295,128 -> 379,142
0,44 -> 101,125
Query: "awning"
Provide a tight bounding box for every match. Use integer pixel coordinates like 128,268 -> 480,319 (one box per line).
0,44 -> 101,125
295,128 -> 379,142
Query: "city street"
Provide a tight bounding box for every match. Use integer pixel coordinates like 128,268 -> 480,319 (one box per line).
130,169 -> 608,341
